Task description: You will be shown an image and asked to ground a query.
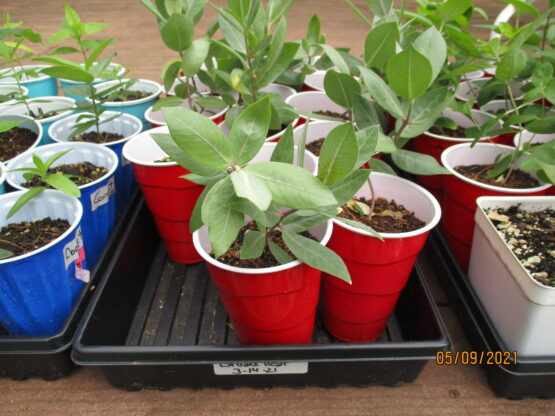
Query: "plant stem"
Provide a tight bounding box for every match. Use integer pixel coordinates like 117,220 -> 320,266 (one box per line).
11,64 -> 32,116
504,82 -> 520,184
540,14 -> 552,62
79,43 -> 101,137
392,100 -> 413,142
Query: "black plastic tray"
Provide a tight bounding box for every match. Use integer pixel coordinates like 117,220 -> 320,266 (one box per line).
427,230 -> 555,399
72,199 -> 451,390
0,191 -> 140,381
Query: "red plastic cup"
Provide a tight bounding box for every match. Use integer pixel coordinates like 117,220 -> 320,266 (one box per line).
193,221 -> 332,345
123,127 -> 204,263
412,109 -> 501,204
441,143 -> 552,269
322,173 -> 441,342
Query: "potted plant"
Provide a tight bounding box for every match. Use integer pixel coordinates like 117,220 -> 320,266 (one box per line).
6,142 -> 118,268
156,97 -> 377,345
0,189 -> 87,335
468,195 -> 554,357
0,115 -> 43,164
0,84 -> 28,105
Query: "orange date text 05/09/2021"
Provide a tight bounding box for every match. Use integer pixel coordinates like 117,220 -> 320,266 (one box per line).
435,351 -> 517,365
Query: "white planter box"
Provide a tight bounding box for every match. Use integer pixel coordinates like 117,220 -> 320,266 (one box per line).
469,196 -> 555,357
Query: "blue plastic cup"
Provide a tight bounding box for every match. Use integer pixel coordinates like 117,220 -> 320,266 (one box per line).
0,190 -> 86,335
0,161 -> 5,194
48,111 -> 142,216
0,65 -> 57,98
0,97 -> 75,145
94,79 -> 162,125
6,142 -> 119,268
0,114 -> 43,165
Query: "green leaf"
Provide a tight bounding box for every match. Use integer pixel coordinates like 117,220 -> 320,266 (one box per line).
413,26 -> 446,82
0,119 -> 23,134
244,162 -> 338,209
297,118 -> 309,169
226,198 -> 281,228
281,227 -> 350,283
0,248 -> 13,260
230,169 -> 272,211
282,212 -> 329,233
43,149 -> 73,171
270,125 -> 294,164
496,49 -> 527,82
189,179 -> 216,232
44,174 -> 81,197
161,59 -> 181,93
355,126 -> 379,168
500,0 -> 540,17
306,14 -> 320,45
140,0 -> 167,22
386,46 -> 433,100
258,42 -> 299,87
267,0 -> 294,23
366,0 -> 393,17
240,230 -> 266,259
7,187 -> 45,219
162,106 -> 233,170
160,13 -> 194,52
49,46 -> 79,55
330,169 -> 370,205
218,10 -> 246,54
40,66 -> 94,83
194,96 -> 228,109
150,132 -> 222,177
268,241 -> 293,264
181,36 -> 210,77
323,70 -> 361,109
85,39 -> 114,69
369,158 -> 396,175
230,97 -> 271,165
352,93 -> 383,130
439,0 -> 471,22
359,67 -> 404,119
320,44 -> 350,74
401,87 -> 453,138
318,123 -> 359,186
336,216 -> 382,239
391,149 -> 450,175
364,22 -> 399,71
202,177 -> 244,257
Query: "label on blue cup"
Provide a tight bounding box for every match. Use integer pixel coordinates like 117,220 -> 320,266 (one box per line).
90,177 -> 116,211
63,226 -> 85,269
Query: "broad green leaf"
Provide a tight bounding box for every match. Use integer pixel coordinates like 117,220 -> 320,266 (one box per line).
366,0 -> 393,17
43,149 -> 73,171
330,169 -> 370,205
218,10 -> 246,54
181,36 -> 209,77
189,179 -> 216,232
359,67 -> 404,119
194,96 -> 228,109
401,87 -> 453,138
40,66 -> 94,83
355,126 -> 379,168
270,125 -> 294,163
245,162 -> 338,209
306,14 -> 320,45
0,119 -> 23,133
323,70 -> 361,109
267,0 -> 294,23
439,0 -> 471,22
49,46 -> 79,55
85,39 -> 114,69
527,116 -> 555,134
44,174 -> 81,197
444,26 -> 482,59
318,123 -> 359,186
352,93 -> 384,130
240,230 -> 266,259
391,149 -> 450,175
500,0 -> 540,17
496,49 -> 527,82
230,97 -> 271,165
386,46 -> 433,100
63,84 -> 93,98
335,216 -> 382,239
0,248 -> 13,260
230,169 -> 272,211
282,212 -> 329,233
320,44 -> 350,74
161,59 -> 181,93
413,27 -> 446,82
150,132 -> 221,177
259,17 -> 286,83
202,177 -> 244,257
281,227 -> 351,283
258,42 -> 299,87
364,22 -> 399,71
7,187 -> 45,219
80,23 -> 108,36
268,241 -> 293,264
369,158 -> 396,175
438,62 -> 491,81
160,14 -> 194,52
226,198 -> 281,228
162,106 -> 233,170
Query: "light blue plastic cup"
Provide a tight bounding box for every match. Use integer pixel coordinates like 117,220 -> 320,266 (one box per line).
0,97 -> 75,145
6,142 -> 118,268
0,190 -> 85,335
48,111 -> 142,216
95,79 -> 162,128
0,65 -> 57,98
0,114 -> 43,165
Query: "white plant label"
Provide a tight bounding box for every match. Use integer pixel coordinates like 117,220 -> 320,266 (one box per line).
213,362 -> 308,375
63,226 -> 85,270
90,177 -> 115,211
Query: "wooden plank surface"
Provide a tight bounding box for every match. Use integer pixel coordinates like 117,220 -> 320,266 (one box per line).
1,0 -> 554,415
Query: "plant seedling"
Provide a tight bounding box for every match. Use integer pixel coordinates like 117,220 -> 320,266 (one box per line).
7,149 -> 81,218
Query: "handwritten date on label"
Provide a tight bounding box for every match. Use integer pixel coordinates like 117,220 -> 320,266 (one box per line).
90,177 -> 115,211
213,362 -> 308,375
63,226 -> 84,270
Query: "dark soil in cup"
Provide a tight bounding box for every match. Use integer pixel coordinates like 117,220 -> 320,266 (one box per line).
0,127 -> 38,162
428,125 -> 467,137
486,205 -> 554,287
73,131 -> 124,144
23,162 -> 108,187
455,164 -> 540,189
214,221 -> 316,268
0,218 -> 71,257
315,110 -> 350,121
338,197 -> 426,233
305,137 -> 325,156
104,90 -> 150,102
